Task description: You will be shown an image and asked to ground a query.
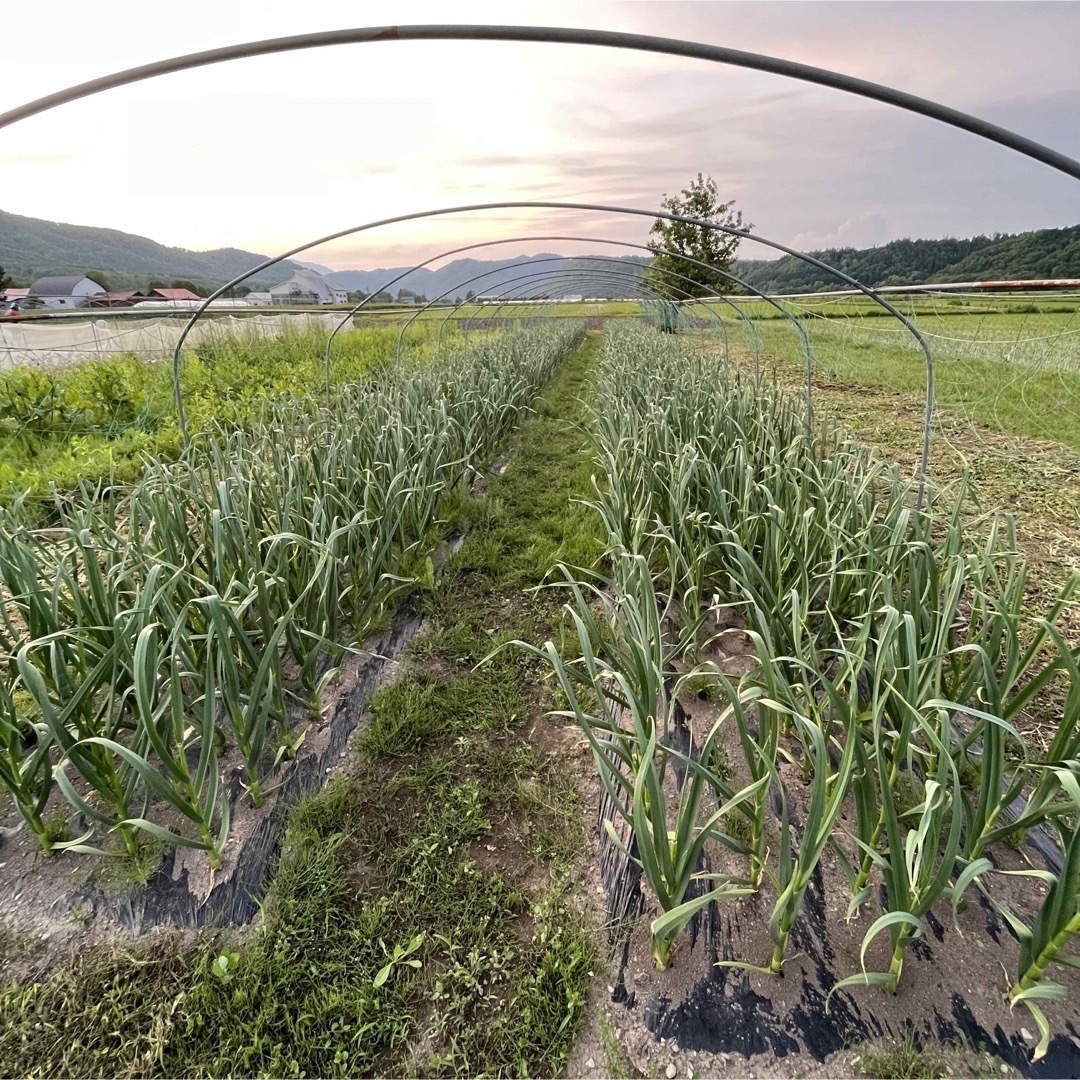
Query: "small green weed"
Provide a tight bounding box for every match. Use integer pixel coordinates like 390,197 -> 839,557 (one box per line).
856,1033 -> 1010,1079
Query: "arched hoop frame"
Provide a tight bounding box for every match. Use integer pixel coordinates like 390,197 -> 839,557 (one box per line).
167,203 -> 927,498
5,24 -> 1077,508
324,234 -> 798,393
390,259 -> 726,364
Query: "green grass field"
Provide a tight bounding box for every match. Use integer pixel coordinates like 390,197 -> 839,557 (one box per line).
0,321 -> 480,505
693,299 -> 1080,449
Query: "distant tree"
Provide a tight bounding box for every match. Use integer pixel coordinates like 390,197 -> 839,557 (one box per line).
87,269 -> 112,292
171,279 -> 202,296
347,290 -> 369,303
466,290 -> 476,301
645,174 -> 751,301
372,290 -> 393,304
0,266 -> 12,292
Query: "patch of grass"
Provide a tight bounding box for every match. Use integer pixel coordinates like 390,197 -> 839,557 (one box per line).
96,835 -> 165,889
600,1011 -> 644,1079
856,1033 -> 1011,1079
39,812 -> 70,849
749,313 -> 1080,450
360,666 -> 522,758
0,926 -> 32,965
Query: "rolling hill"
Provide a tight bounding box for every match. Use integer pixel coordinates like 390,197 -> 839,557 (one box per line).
0,209 -> 303,292
1,208 -> 1077,299
734,225 -> 1080,294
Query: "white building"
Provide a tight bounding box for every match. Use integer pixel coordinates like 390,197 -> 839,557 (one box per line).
268,269 -> 348,306
28,275 -> 106,309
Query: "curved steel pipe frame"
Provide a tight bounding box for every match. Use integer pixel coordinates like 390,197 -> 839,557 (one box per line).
420,266 -> 684,335
437,272 -> 702,357
170,203 -> 884,490
452,271 -> 669,322
329,233 -> 774,384
417,236 -> 785,375
325,235 -> 774,398
391,256 -> 733,364
465,274 -> 699,333
3,28 -> 1075,504
4,24 -> 1078,182
463,276 -> 718,354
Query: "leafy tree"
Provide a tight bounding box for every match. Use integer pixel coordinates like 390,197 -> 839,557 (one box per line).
87,269 -> 112,292
645,174 -> 751,299
0,266 -> 12,292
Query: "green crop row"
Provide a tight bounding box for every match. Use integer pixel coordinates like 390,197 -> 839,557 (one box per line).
0,321 -> 478,505
520,324 -> 1080,1061
0,323 -> 584,872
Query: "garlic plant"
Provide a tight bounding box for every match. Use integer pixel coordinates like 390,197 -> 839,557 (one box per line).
530,324 -> 1080,1055
0,323 -> 584,866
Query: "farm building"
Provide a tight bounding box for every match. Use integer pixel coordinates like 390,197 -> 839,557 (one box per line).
91,290 -> 150,307
27,274 -> 106,308
147,287 -> 202,302
269,268 -> 348,305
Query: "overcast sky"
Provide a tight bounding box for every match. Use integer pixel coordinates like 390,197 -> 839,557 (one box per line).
2,1 -> 1078,269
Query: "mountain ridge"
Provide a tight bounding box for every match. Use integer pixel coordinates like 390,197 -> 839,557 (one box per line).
734,226 -> 1080,293
0,209 -> 304,292
1,208 -> 1077,297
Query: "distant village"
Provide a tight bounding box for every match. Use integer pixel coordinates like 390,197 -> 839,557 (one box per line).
0,267 -> 358,313
0,266 -> 599,319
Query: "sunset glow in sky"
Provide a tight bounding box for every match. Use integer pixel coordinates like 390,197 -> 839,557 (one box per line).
2,0 -> 1078,269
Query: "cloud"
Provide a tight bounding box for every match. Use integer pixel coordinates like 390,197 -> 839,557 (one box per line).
1,0 -> 1076,268
791,213 -> 889,252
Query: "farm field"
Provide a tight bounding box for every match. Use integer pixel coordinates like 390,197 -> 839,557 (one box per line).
694,298 -> 1080,449
0,321 -> 483,504
2,319 -> 1080,1079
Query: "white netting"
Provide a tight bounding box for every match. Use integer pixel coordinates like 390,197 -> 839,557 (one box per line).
0,312 -> 350,369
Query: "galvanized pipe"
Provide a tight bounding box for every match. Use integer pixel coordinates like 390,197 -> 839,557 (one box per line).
4,25 -> 1077,182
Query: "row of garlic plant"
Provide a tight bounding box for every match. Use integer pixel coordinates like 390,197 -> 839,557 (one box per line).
530,324 -> 1079,1059
0,323 -> 584,870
